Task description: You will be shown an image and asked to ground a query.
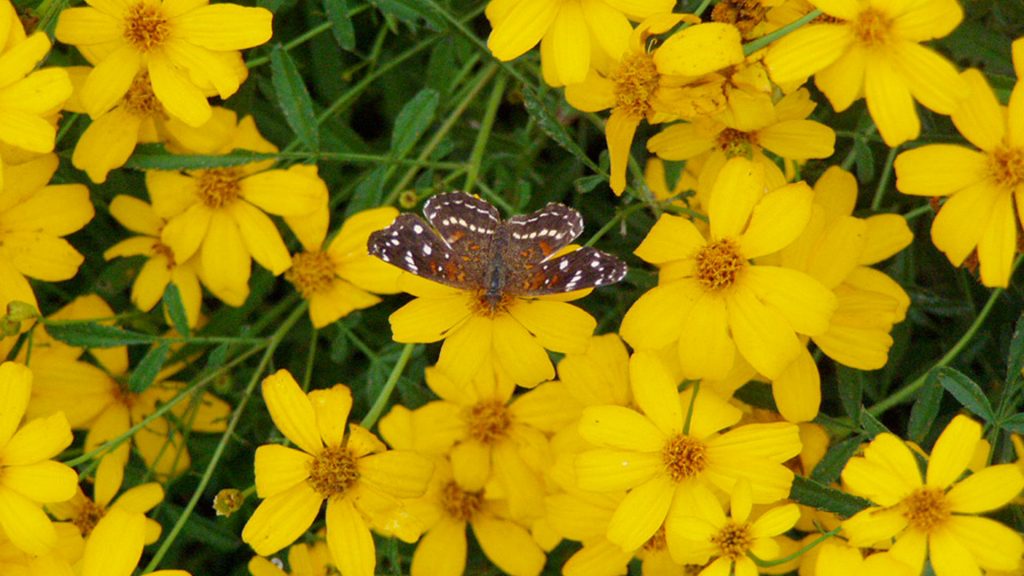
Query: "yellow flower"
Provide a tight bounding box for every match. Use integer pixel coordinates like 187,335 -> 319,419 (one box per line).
0,29 -> 72,189
647,88 -> 835,199
621,156 -> 836,382
841,415 -> 1024,576
48,477 -> 166,576
145,114 -> 327,306
565,17 -> 744,194
0,521 -> 83,575
574,351 -> 801,551
894,68 -> 1024,287
241,370 -> 433,576
0,155 -> 93,324
0,361 -> 77,556
764,0 -> 968,146
27,295 -> 231,490
248,537 -> 335,576
812,540 -> 917,576
485,0 -> 673,86
668,481 -> 800,572
55,0 -> 272,127
105,194 -> 203,327
285,207 -> 402,328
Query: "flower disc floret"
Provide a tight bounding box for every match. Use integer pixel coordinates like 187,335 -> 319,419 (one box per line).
196,168 -> 243,209
307,446 -> 360,498
716,127 -> 756,158
852,8 -> 892,45
990,145 -> 1024,189
72,500 -> 106,537
901,486 -> 951,533
662,434 -> 708,481
286,251 -> 336,297
614,54 -> 660,119
123,2 -> 170,52
695,239 -> 746,291
122,73 -> 162,117
712,521 -> 753,560
440,481 -> 483,523
468,400 -> 512,444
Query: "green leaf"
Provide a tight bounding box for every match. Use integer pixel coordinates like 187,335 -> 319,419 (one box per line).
934,366 -> 996,422
810,435 -> 862,485
907,371 -> 943,443
204,342 -> 230,373
836,366 -> 864,422
523,88 -> 598,172
128,343 -> 170,393
859,410 -> 890,437
391,89 -> 439,158
789,475 -> 871,518
574,174 -> 605,194
345,165 -> 387,216
124,145 -> 277,170
1005,310 -> 1024,388
324,0 -> 355,50
853,138 -> 875,183
45,322 -> 158,348
162,283 -> 190,338
270,45 -> 320,151
1000,412 -> 1024,434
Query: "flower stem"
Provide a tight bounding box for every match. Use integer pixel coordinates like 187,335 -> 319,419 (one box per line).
743,9 -> 821,56
361,343 -> 417,430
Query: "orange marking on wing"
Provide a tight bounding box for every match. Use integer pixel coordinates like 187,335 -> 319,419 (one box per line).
538,240 -> 554,256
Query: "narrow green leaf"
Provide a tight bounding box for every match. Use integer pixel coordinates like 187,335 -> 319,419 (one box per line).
523,88 -> 597,172
45,322 -> 158,348
907,371 -> 944,443
125,145 -> 277,170
853,138 -> 875,183
836,366 -> 864,422
934,366 -> 996,422
345,166 -> 387,217
162,283 -> 190,338
391,89 -> 439,158
789,476 -> 871,518
859,410 -> 890,437
324,0 -> 355,50
574,174 -> 605,194
810,435 -> 863,485
204,342 -> 230,373
378,0 -> 446,30
128,343 -> 170,393
999,412 -> 1024,434
270,45 -> 320,151
1005,310 -> 1024,388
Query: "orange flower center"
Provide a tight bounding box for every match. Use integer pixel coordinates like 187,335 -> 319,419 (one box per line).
122,72 -> 164,118
711,520 -> 753,560
717,128 -> 756,159
989,145 -> 1024,190
440,481 -> 484,523
123,2 -> 170,52
662,434 -> 708,481
710,0 -> 768,39
852,8 -> 892,46
467,400 -> 512,444
196,168 -> 243,209
286,251 -> 336,297
307,445 -> 360,499
471,291 -> 514,317
642,526 -> 668,553
613,53 -> 660,119
73,500 -> 106,537
695,239 -> 746,291
901,486 -> 951,533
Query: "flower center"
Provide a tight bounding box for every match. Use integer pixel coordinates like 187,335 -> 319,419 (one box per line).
471,291 -> 514,317
662,434 -> 708,482
440,481 -> 484,523
123,2 -> 170,52
613,53 -> 660,119
852,8 -> 892,46
710,0 -> 768,39
901,486 -> 951,533
73,500 -> 106,537
717,128 -> 756,159
642,526 -> 668,553
286,251 -> 336,297
711,521 -> 753,560
196,168 -> 242,209
989,145 -> 1024,190
695,239 -> 746,291
467,400 -> 512,444
307,445 -> 360,499
122,72 -> 163,118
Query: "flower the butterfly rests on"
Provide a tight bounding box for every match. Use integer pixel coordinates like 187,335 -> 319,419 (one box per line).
368,192 -> 627,387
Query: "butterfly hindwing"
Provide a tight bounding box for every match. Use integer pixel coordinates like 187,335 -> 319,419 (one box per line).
519,247 -> 628,295
367,213 -> 474,288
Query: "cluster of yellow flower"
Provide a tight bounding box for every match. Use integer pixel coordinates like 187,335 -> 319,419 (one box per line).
0,0 -> 1022,575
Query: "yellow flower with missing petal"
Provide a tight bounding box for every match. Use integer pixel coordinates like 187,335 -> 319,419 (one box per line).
55,0 -> 272,127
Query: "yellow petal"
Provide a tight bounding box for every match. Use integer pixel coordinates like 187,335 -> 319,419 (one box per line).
171,4 -> 273,50
253,444 -> 314,498
606,110 -> 639,195
926,414 -> 981,488
4,183 -> 94,236
772,348 -> 821,423
575,449 -> 663,491
80,46 -> 140,118
841,506 -> 907,548
891,0 -> 963,41
242,482 -> 323,556
746,266 -> 836,336
930,181 -> 1001,266
229,201 -> 291,275
81,508 -> 145,576
240,166 -> 328,216
620,280 -> 699,350
951,69 -> 1005,151
633,214 -> 705,264
862,214 -> 913,265
1,459 -> 77,504
678,292 -> 735,381
726,286 -> 802,379
759,119 -> 835,160
764,24 -> 852,86
359,451 -> 433,498
148,51 -> 211,127
864,56 -> 919,146
580,0 -> 629,62
437,315 -> 493,385
389,295 -> 472,343
892,41 -> 968,114
506,299 -> 595,354
653,23 -> 743,77
944,515 -> 1024,571
2,233 -> 84,282
0,361 -> 31,447
977,189 -> 1016,287
646,121 -> 717,161
894,144 -> 988,197
162,39 -> 242,99
200,209 -> 251,305
411,518 -> 466,576
606,474 -> 674,550
307,384 -> 352,449
486,0 -> 557,61
817,45 -> 867,112
709,157 -> 764,241
325,497 -> 375,576
262,370 -> 322,455
564,72 -> 615,112
545,2 -> 589,86
740,182 -> 814,259
491,313 -> 554,387
578,405 -> 665,451
946,464 -> 1024,513
161,202 -> 211,263
472,514 -> 546,576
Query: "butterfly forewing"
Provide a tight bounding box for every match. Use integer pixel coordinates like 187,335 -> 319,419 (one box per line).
506,202 -> 584,262
366,213 -> 476,289
423,192 -> 501,250
519,247 -> 628,296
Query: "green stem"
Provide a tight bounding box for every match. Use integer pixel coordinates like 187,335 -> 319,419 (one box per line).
360,343 -> 416,430
585,201 -> 647,247
464,73 -> 508,194
871,145 -> 899,210
142,304 -> 308,573
246,21 -> 334,68
750,526 -> 841,567
743,9 -> 821,55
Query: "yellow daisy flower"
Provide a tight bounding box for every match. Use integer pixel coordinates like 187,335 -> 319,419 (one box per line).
241,370 -> 433,576
0,155 -> 93,325
894,68 -> 1024,287
0,30 -> 72,189
47,478 -> 166,576
105,194 -> 203,327
647,88 -> 836,199
145,114 -> 327,306
55,0 -> 273,127
841,415 -> 1024,576
0,521 -> 83,575
565,16 -> 744,194
764,0 -> 968,146
0,0 -> 26,51
574,351 -> 801,552
668,482 -> 800,573
285,206 -> 402,328
485,0 -> 673,86
621,156 -> 836,382
0,361 -> 77,556
248,536 -> 334,576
